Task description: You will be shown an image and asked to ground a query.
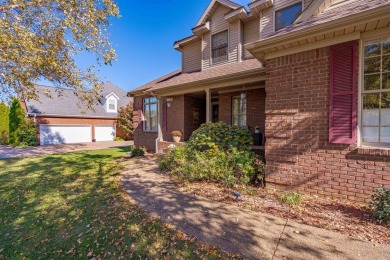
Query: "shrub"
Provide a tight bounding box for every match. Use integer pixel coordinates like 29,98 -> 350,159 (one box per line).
117,103 -> 134,140
280,192 -> 303,207
130,146 -> 146,158
369,186 -> 390,224
159,145 -> 257,187
0,130 -> 9,145
18,119 -> 38,147
188,122 -> 253,153
9,98 -> 25,145
114,137 -> 124,141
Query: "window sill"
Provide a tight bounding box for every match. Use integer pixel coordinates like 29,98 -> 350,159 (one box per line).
356,145 -> 390,157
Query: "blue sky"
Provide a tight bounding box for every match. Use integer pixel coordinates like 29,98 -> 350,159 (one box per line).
40,0 -> 252,92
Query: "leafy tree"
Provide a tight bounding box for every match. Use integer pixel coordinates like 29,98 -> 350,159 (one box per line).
0,102 -> 10,144
0,0 -> 119,107
117,103 -> 134,140
9,98 -> 25,145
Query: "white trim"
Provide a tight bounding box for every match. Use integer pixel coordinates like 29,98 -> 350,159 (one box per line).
238,20 -> 242,62
104,92 -> 120,100
357,38 -> 363,147
218,85 -> 264,94
273,0 -> 303,33
106,96 -> 118,113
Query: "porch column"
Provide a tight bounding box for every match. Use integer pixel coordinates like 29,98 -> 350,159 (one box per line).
206,88 -> 211,122
157,97 -> 163,141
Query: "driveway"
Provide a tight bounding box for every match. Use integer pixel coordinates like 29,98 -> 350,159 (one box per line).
0,141 -> 133,159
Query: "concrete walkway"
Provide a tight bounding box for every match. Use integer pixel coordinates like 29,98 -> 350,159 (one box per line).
121,157 -> 390,260
0,141 -> 133,159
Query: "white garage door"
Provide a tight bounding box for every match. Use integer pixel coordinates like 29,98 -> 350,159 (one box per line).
94,125 -> 116,141
40,125 -> 92,145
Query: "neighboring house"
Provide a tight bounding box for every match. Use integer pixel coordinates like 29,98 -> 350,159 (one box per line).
23,82 -> 133,145
129,0 -> 390,203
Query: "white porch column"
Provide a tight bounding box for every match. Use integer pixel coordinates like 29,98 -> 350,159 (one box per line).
157,97 -> 163,141
206,88 -> 211,122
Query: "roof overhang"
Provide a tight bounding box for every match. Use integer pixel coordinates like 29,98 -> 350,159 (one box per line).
192,21 -> 210,36
139,68 -> 265,97
224,6 -> 254,23
27,113 -> 118,119
195,0 -> 242,27
174,35 -> 199,51
245,4 -> 390,63
248,0 -> 273,17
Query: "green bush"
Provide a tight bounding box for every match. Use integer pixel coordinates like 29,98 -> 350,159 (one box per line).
114,137 -> 124,141
280,192 -> 303,207
130,146 -> 146,158
17,119 -> 38,147
9,98 -> 25,146
188,122 -> 253,154
369,186 -> 390,224
0,130 -> 9,145
159,145 -> 258,187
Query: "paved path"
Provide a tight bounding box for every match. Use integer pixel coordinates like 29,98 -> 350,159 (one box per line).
0,141 -> 133,159
121,157 -> 390,260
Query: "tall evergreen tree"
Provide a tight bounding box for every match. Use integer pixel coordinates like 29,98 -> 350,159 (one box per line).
0,102 -> 7,132
9,98 -> 25,145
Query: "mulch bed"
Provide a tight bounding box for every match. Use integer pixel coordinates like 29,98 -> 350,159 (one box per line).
175,181 -> 390,245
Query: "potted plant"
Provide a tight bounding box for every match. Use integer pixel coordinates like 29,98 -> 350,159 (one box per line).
171,130 -> 183,143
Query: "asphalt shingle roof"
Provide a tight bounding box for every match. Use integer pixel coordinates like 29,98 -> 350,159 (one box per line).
25,82 -> 132,118
130,59 -> 263,94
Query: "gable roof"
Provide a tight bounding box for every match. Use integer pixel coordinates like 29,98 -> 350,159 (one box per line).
195,0 -> 242,27
130,59 -> 264,95
25,82 -> 132,118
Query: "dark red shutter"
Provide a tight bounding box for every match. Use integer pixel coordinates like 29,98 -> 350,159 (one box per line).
329,41 -> 357,144
162,102 -> 167,132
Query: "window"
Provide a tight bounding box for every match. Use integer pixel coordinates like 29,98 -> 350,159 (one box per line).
362,37 -> 390,144
212,30 -> 228,63
275,2 -> 302,31
232,96 -> 246,127
143,97 -> 158,132
107,98 -> 117,112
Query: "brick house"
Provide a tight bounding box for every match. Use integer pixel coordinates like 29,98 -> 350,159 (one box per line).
23,82 -> 133,145
129,0 -> 390,202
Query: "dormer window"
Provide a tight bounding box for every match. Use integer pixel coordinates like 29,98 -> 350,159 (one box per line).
106,96 -> 118,113
212,30 -> 228,64
275,2 -> 302,31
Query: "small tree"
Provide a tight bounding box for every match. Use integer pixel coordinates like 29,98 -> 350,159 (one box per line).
117,103 -> 134,140
0,102 -> 10,144
9,98 -> 25,146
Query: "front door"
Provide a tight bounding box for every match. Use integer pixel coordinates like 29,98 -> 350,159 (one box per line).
212,104 -> 219,123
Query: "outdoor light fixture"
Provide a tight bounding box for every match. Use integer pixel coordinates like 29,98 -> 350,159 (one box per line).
166,97 -> 173,108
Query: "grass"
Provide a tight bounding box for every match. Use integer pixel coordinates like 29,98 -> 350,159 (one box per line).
0,148 -> 226,259
280,191 -> 303,207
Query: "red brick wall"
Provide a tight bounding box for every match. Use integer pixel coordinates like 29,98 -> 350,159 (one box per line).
219,88 -> 266,134
265,46 -> 390,203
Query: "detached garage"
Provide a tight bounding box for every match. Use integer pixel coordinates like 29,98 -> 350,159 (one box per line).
40,125 -> 92,145
23,82 -> 132,146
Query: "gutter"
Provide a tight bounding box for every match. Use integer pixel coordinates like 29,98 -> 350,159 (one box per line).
27,113 -> 118,120
245,3 -> 390,52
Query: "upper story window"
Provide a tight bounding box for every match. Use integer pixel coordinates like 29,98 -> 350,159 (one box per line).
106,97 -> 117,113
362,37 -> 390,145
275,2 -> 302,31
143,97 -> 158,132
212,30 -> 228,64
232,96 -> 247,127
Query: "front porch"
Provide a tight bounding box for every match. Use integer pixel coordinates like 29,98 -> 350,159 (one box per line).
155,83 -> 266,154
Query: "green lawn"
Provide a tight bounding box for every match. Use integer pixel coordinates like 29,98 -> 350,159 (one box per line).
0,148 -> 225,259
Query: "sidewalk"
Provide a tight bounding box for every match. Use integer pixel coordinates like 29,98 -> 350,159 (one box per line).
121,157 -> 389,260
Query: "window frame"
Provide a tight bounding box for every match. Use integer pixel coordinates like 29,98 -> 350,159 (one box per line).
231,96 -> 247,127
143,97 -> 158,132
211,29 -> 229,65
273,1 -> 303,32
359,33 -> 390,147
106,96 -> 117,113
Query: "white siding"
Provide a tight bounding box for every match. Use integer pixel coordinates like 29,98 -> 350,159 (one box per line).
182,40 -> 202,73
243,18 -> 260,59
261,0 -> 313,39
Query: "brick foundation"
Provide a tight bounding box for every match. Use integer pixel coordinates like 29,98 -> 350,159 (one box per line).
265,46 -> 390,203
